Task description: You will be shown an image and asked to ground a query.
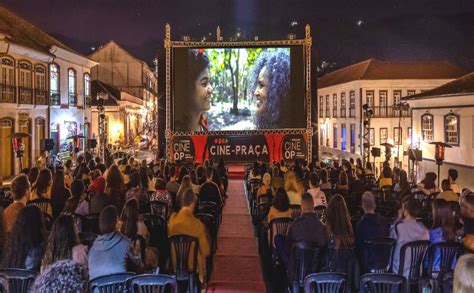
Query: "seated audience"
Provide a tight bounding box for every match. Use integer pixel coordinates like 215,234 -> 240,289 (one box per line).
249,162 -> 262,180
41,214 -> 88,271
307,172 -> 327,207
437,179 -> 459,202
88,205 -> 141,280
28,167 -> 39,189
51,170 -> 72,219
168,189 -> 210,284
391,197 -> 429,277
1,205 -> 47,271
257,173 -> 273,201
166,166 -> 180,194
284,171 -> 302,205
3,174 -> 30,233
125,171 -> 146,203
393,170 -> 411,197
350,167 -> 364,195
199,168 -> 223,207
271,167 -> 284,195
459,190 -> 474,251
267,187 -> 292,222
454,254 -> 474,292
319,169 -> 332,190
33,260 -> 87,292
326,195 -> 354,250
30,168 -> 53,215
448,168 -> 461,194
379,166 -> 393,188
417,172 -> 440,196
356,192 -> 389,253
335,171 -> 349,193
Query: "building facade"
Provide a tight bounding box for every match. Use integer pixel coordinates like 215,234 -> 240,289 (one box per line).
317,59 -> 464,174
404,72 -> 474,190
88,41 -> 158,147
0,5 -> 96,177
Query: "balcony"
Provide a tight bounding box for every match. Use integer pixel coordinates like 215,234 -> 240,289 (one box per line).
34,90 -> 48,105
349,108 -> 356,118
340,109 -> 346,118
50,90 -> 60,106
325,109 -> 330,118
68,93 -> 77,107
368,106 -> 410,118
19,87 -> 33,104
0,84 -> 16,103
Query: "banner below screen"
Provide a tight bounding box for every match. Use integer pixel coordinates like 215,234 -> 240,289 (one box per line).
170,133 -> 307,163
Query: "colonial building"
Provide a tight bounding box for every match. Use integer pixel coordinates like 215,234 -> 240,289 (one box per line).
88,41 -> 158,148
317,59 -> 465,174
404,72 -> 474,190
0,5 -> 96,178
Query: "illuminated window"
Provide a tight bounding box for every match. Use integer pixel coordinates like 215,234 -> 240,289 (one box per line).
325,95 -> 330,117
1,57 -> 15,103
341,123 -> 346,151
319,96 -> 324,118
369,128 -> 375,146
444,113 -> 459,146
84,73 -> 91,106
68,69 -> 77,106
50,64 -> 60,105
421,114 -> 434,142
366,90 -> 374,108
333,94 -> 337,118
340,92 -> 346,118
349,91 -> 356,117
380,128 -> 388,144
394,127 -> 402,145
333,124 -> 338,148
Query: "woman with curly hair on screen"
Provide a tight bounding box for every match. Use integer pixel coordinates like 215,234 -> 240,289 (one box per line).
175,49 -> 214,132
250,48 -> 291,129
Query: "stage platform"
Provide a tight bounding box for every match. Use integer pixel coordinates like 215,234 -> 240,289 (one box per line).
227,164 -> 247,180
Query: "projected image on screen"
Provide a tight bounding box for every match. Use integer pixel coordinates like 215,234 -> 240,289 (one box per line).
173,47 -> 305,132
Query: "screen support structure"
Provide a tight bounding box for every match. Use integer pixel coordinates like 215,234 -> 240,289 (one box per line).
164,24 -> 313,162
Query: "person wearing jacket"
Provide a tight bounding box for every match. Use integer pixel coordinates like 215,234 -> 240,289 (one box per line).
88,205 -> 141,280
391,196 -> 429,277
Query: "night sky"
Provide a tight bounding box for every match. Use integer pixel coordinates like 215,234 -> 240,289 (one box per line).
2,0 -> 474,74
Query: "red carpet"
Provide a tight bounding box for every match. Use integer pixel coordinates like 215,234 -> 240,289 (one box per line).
207,180 -> 265,293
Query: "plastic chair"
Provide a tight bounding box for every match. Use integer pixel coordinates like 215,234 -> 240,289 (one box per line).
397,240 -> 429,290
268,217 -> 292,252
82,213 -> 101,234
142,213 -> 168,262
359,273 -> 406,293
314,206 -> 326,221
150,200 -> 169,219
26,198 -> 51,214
89,272 -> 136,293
422,242 -> 459,292
441,272 -> 453,293
168,235 -> 199,293
303,272 -> 347,293
198,201 -> 221,224
290,204 -> 302,219
362,238 -> 396,273
128,274 -> 178,293
79,232 -> 98,247
0,269 -> 37,293
195,213 -> 217,254
287,241 -> 321,293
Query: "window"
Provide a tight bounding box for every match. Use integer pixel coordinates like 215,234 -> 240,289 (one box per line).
380,128 -> 388,144
19,62 -> 32,104
350,124 -> 356,152
325,95 -> 330,118
333,94 -> 337,117
366,91 -> 374,108
349,91 -> 356,117
422,114 -> 434,142
341,123 -> 346,151
333,124 -> 338,148
407,90 -> 416,96
379,91 -> 387,117
408,127 -> 412,145
35,117 -> 46,160
319,96 -> 324,118
394,127 -> 402,145
369,128 -> 375,146
68,69 -> 77,106
445,113 -> 459,146
393,90 -> 402,105
50,64 -> 60,105
340,92 -> 346,118
35,65 -> 47,105
84,73 -> 91,106
0,57 -> 15,103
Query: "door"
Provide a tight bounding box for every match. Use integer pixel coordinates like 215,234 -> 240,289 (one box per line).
0,118 -> 14,177
19,119 -> 31,169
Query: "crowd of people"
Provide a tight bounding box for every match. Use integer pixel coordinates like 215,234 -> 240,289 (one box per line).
246,157 -> 474,291
0,152 -> 228,291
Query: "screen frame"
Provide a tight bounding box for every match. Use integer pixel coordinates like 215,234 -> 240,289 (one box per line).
164,24 -> 313,159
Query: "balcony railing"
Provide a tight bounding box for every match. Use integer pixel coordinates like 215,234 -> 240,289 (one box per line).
0,84 -> 16,103
349,108 -> 356,118
19,87 -> 33,104
368,106 -> 410,118
68,93 -> 77,106
340,108 -> 346,118
34,89 -> 48,105
325,109 -> 330,118
333,109 -> 337,118
50,90 -> 60,106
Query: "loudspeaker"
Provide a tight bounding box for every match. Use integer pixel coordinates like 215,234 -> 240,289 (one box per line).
371,147 -> 381,157
87,139 -> 97,149
41,139 -> 55,151
408,148 -> 423,161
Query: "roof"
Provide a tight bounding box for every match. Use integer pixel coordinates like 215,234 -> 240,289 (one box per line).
404,72 -> 474,100
0,4 -> 78,55
90,80 -> 119,106
318,58 -> 465,88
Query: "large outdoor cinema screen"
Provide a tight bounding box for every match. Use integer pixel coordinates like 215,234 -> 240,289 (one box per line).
172,46 -> 306,132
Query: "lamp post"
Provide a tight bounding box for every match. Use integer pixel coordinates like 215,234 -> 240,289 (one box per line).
96,92 -> 108,161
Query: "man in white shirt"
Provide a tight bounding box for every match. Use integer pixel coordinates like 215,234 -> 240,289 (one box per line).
448,168 -> 461,194
307,172 -> 327,207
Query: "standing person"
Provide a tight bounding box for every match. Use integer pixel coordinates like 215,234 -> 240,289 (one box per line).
174,49 -> 213,132
51,170 -> 72,219
88,205 -> 142,280
3,174 -> 30,233
250,49 -> 291,129
1,206 -> 47,271
41,214 -> 88,271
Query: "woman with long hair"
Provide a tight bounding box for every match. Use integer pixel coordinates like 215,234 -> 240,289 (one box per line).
284,171 -> 302,205
1,205 -> 47,271
174,49 -> 213,132
31,168 -> 53,215
267,187 -> 291,222
325,194 -> 354,249
106,164 -> 125,210
417,172 -> 440,195
428,199 -> 456,270
336,171 -> 349,192
379,166 -> 393,188
319,169 -> 332,190
454,254 -> 474,292
189,169 -> 201,194
394,170 -> 411,196
177,175 -> 194,209
28,167 -> 39,189
41,214 -> 88,271
51,170 -> 72,219
257,172 -> 273,202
